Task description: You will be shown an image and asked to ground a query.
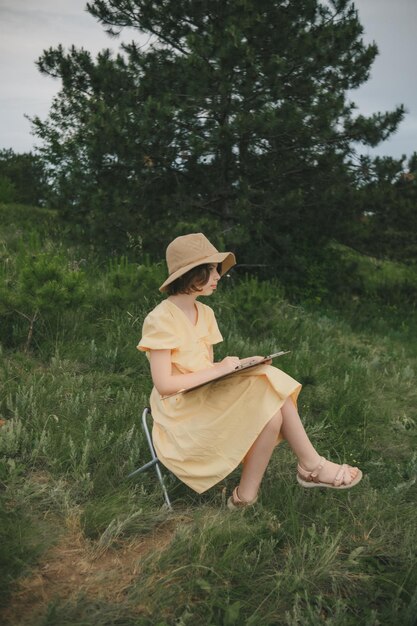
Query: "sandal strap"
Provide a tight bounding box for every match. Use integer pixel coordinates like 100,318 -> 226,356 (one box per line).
333,463 -> 348,486
231,486 -> 257,507
297,456 -> 327,483
310,457 -> 326,480
233,486 -> 243,504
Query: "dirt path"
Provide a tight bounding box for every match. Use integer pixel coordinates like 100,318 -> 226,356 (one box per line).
2,514 -> 175,625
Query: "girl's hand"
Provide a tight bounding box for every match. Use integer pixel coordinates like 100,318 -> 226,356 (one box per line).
240,355 -> 270,366
215,356 -> 241,374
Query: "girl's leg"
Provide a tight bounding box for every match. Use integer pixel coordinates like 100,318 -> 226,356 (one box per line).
237,398 -> 359,501
237,411 -> 283,502
279,397 -> 321,469
280,397 -> 359,484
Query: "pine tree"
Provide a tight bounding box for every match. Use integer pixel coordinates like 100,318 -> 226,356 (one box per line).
32,0 -> 404,269
349,152 -> 417,261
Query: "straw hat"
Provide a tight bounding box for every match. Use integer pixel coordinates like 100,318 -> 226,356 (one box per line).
159,233 -> 236,292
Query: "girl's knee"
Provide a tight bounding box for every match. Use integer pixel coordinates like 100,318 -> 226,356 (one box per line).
282,396 -> 294,411
266,410 -> 282,435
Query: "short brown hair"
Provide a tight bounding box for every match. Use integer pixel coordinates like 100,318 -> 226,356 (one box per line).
166,263 -> 218,295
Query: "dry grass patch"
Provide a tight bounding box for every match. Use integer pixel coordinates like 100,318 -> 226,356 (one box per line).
2,511 -> 176,626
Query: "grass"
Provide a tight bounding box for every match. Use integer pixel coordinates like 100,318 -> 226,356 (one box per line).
0,204 -> 416,625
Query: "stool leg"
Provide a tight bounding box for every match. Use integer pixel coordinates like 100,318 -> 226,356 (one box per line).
154,462 -> 173,510
127,458 -> 158,478
142,408 -> 173,511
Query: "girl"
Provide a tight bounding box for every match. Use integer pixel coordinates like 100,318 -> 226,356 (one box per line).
137,233 -> 362,509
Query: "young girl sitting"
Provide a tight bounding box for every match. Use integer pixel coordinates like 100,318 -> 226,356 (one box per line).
138,233 -> 362,509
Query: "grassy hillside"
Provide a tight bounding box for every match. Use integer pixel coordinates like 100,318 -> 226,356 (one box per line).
1,204 -> 416,625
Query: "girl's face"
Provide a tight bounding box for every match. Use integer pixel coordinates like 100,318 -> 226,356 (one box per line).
199,263 -> 221,296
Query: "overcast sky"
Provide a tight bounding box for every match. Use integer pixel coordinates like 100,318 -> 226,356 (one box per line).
1,0 -> 416,160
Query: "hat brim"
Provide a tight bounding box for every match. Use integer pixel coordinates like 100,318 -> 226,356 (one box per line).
159,251 -> 236,292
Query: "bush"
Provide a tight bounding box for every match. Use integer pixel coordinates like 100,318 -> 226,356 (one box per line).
0,249 -> 88,349
0,176 -> 16,203
93,256 -> 165,311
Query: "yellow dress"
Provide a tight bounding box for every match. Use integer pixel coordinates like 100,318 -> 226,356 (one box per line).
137,299 -> 301,493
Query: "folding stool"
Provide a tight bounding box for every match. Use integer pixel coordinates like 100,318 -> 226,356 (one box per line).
128,407 -> 173,510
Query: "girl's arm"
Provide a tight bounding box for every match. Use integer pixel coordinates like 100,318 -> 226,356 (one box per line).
149,349 -> 240,396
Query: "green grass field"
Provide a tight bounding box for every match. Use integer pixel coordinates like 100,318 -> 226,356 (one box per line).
1,204 -> 416,625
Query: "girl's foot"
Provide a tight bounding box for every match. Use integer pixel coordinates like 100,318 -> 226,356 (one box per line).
297,456 -> 362,489
227,486 -> 258,510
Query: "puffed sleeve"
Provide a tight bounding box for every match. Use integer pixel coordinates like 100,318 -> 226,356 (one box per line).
205,306 -> 223,345
137,305 -> 180,352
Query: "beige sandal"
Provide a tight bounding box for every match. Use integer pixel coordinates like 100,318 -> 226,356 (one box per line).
227,486 -> 258,510
297,456 -> 363,490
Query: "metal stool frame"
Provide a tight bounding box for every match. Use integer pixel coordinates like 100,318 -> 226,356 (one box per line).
128,407 -> 173,510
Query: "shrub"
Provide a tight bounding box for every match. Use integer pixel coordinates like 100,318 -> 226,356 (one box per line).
0,176 -> 16,203
93,256 -> 165,311
0,250 -> 88,349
